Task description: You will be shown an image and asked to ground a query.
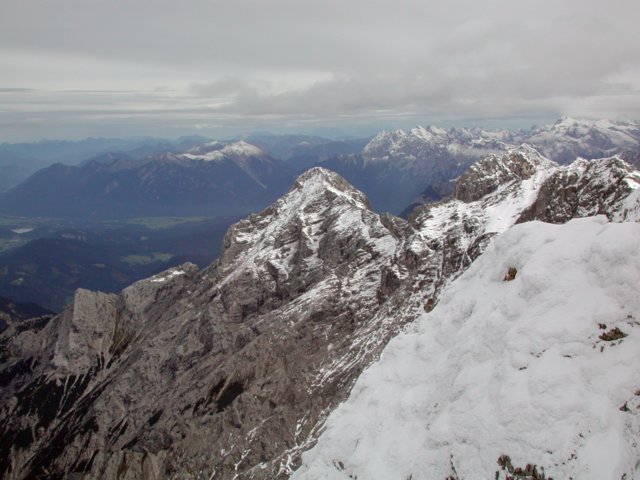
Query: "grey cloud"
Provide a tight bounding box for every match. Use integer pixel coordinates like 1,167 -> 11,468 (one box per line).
189,77 -> 258,98
1,0 -> 639,140
0,87 -> 35,93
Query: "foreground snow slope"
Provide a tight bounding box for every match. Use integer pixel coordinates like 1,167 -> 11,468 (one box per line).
294,216 -> 640,480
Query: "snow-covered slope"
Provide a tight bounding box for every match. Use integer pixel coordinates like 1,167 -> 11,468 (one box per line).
294,216 -> 640,480
321,126 -> 509,214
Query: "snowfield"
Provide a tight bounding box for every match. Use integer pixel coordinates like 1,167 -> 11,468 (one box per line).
293,216 -> 640,480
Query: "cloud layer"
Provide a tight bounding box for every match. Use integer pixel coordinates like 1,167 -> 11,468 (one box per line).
1,0 -> 639,140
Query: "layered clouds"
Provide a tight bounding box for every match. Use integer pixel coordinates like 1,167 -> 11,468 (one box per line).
1,0 -> 639,140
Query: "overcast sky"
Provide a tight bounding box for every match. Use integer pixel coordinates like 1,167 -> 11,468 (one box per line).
1,0 -> 639,141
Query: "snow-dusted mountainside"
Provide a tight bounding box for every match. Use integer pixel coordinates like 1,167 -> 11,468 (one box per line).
294,217 -> 640,480
0,140 -> 295,219
1,149 -> 639,479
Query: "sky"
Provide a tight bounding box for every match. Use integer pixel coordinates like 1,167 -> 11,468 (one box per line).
1,0 -> 640,142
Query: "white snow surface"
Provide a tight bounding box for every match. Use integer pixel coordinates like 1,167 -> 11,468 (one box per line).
294,216 -> 640,480
150,268 -> 185,283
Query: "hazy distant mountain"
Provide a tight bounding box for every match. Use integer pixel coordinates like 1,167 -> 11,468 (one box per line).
2,119 -> 638,217
0,141 -> 295,219
510,117 -> 640,163
0,136 -> 213,192
0,164 -> 31,193
242,133 -> 370,171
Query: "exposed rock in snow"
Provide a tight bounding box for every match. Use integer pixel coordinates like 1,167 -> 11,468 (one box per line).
454,144 -> 555,203
362,125 -> 507,164
293,217 -> 640,480
518,155 -> 640,224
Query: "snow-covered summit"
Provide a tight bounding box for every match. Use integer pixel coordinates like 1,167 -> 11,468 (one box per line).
181,140 -> 266,161
290,167 -> 370,210
215,166 -> 390,289
294,216 -> 640,480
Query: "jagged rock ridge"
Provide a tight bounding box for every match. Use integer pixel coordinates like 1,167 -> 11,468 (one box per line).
1,150 -> 639,479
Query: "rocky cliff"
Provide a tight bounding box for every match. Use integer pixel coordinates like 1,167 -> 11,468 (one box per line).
1,149 -> 639,479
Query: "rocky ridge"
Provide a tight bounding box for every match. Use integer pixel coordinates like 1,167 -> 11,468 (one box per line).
1,149 -> 639,479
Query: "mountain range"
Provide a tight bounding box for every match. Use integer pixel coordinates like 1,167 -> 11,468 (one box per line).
320,117 -> 640,214
2,118 -> 638,220
0,136 -> 213,194
1,144 -> 639,479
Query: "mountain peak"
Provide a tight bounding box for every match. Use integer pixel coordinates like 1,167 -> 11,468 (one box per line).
222,140 -> 265,156
455,145 -> 555,202
294,165 -> 339,183
292,167 -> 370,209
554,115 -> 583,126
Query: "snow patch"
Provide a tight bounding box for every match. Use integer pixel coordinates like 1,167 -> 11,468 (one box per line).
180,140 -> 265,161
150,269 -> 185,283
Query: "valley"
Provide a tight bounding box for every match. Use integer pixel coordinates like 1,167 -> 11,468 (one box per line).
0,215 -> 237,311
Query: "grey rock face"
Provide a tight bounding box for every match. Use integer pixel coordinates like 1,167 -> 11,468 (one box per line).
518,156 -> 640,224
1,156 -> 638,480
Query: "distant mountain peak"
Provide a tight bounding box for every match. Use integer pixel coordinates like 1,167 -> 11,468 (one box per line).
222,140 -> 265,157
181,140 -> 266,162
